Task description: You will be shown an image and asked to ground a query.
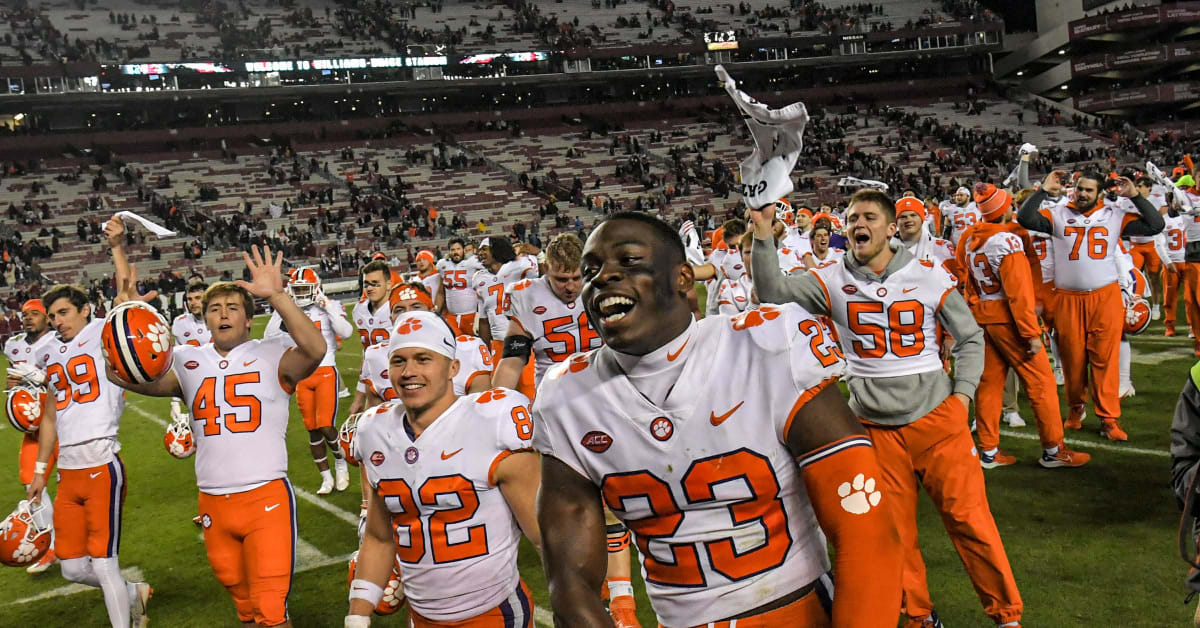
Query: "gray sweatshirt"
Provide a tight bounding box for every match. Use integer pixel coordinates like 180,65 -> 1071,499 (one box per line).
751,237 -> 984,426
1169,361 -> 1200,592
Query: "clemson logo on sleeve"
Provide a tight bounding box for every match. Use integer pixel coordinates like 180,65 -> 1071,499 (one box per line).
731,306 -> 782,331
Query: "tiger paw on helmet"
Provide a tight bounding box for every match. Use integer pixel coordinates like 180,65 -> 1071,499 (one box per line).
5,386 -> 45,433
346,550 -> 406,615
101,301 -> 174,384
0,500 -> 52,567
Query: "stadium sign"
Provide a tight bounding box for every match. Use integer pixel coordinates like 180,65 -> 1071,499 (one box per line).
120,62 -> 234,75
244,56 -> 450,73
705,31 -> 738,50
1070,1 -> 1200,40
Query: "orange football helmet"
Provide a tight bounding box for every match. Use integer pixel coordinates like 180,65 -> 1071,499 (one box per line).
287,268 -> 322,307
5,386 -> 44,433
101,301 -> 173,385
338,413 -> 362,466
1124,296 -> 1151,335
0,500 -> 52,567
347,550 -> 406,615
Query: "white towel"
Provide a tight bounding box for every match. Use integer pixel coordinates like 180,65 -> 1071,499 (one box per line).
837,176 -> 889,191
115,211 -> 176,237
716,65 -> 809,210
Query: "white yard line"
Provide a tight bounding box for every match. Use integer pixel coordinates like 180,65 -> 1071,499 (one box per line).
8,567 -> 145,605
998,429 -> 1169,458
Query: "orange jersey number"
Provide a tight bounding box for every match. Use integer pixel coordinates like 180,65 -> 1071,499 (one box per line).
1169,228 -> 1185,251
602,450 -> 789,587
192,373 -> 264,436
541,314 -> 600,362
1064,226 -> 1109,261
487,283 -> 505,315
45,354 -> 100,410
358,328 -> 389,348
442,270 -> 468,290
970,253 -> 1003,295
797,319 -> 844,368
377,475 -> 489,564
847,300 -> 926,359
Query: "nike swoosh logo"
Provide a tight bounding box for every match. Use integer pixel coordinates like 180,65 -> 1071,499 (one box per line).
903,287 -> 917,294
710,401 -> 745,427
441,448 -> 463,460
264,504 -> 280,512
89,472 -> 102,479
243,360 -> 257,367
78,341 -> 87,347
666,337 -> 690,362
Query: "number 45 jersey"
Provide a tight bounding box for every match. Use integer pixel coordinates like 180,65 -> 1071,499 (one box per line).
531,305 -> 846,626
353,389 -> 534,623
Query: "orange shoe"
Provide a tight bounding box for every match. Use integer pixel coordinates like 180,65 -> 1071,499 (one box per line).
26,548 -> 56,574
1166,327 -> 1177,337
1101,418 -> 1128,441
1039,444 -> 1090,468
980,449 -> 1017,469
1065,406 -> 1086,431
609,595 -> 642,628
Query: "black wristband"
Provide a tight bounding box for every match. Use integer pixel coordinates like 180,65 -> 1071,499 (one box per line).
501,334 -> 533,361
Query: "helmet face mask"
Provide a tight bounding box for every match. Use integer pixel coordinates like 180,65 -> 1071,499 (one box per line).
0,500 -> 52,567
287,268 -> 321,308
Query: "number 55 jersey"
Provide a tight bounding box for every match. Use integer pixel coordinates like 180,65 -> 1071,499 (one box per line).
353,389 -> 535,622
531,306 -> 850,626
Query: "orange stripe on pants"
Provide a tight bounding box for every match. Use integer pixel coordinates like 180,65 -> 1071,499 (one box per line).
664,585 -> 830,628
1053,283 -> 1122,420
862,396 -> 1022,626
976,323 -> 1064,451
1164,266 -> 1180,332
296,365 -> 339,431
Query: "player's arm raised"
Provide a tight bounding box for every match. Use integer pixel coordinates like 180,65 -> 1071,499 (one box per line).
347,485 -> 398,623
1117,176 -> 1166,236
785,384 -> 903,626
537,455 -> 611,627
746,204 -> 830,314
493,318 -> 532,391
1016,172 -> 1061,234
238,246 -> 325,389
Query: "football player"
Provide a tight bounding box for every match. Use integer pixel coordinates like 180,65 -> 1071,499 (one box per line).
940,185 -> 980,246
802,218 -> 843,269
1156,195 -> 1187,337
472,237 -> 523,357
3,298 -> 60,574
894,197 -> 956,271
173,281 -> 211,347
265,268 -> 354,494
111,245 -> 325,627
956,185 -> 1090,469
346,311 -> 541,627
751,189 -> 1024,628
535,212 -> 903,626
1129,177 -> 1168,318
412,249 -> 440,304
27,217 -> 151,628
1018,170 -> 1164,440
714,245 -> 753,315
435,237 -> 485,336
347,260 -> 395,419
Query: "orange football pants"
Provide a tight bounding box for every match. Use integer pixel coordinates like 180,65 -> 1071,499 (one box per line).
1130,241 -> 1161,273
54,456 -> 126,559
976,323 -> 1064,451
445,313 -> 477,337
491,340 -> 536,400
1184,263 -> 1200,344
1035,281 -> 1056,330
1164,266 -> 1181,332
409,580 -> 534,627
862,396 -> 1022,626
663,583 -> 831,628
1054,283 -> 1122,420
199,478 -> 296,627
19,432 -> 57,485
296,365 -> 338,431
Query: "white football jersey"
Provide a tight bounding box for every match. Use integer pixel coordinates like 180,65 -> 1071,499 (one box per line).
438,257 -> 485,315
941,200 -> 980,246
964,231 -> 1025,303
264,303 -> 348,368
360,336 -> 493,400
1157,213 -> 1186,264
351,298 -> 393,349
1041,199 -> 1139,291
173,340 -> 292,493
505,277 -> 601,385
1129,191 -> 1168,243
777,245 -> 806,275
4,330 -> 55,365
532,308 -> 846,626
810,256 -> 954,378
473,259 -> 539,342
897,232 -> 955,268
43,319 -> 125,453
353,390 -> 534,622
415,271 -> 441,304
781,228 -> 812,258
715,275 -> 753,315
172,313 -> 211,347
807,247 -> 844,268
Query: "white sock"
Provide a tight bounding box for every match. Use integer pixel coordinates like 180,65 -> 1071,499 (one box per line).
1119,339 -> 1131,388
984,448 -> 998,457
61,557 -> 101,587
320,469 -> 333,482
1049,334 -> 1062,369
1044,445 -> 1059,456
607,578 -> 634,599
91,556 -> 131,628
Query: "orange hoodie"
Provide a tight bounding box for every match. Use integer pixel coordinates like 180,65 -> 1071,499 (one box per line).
956,222 -> 1044,340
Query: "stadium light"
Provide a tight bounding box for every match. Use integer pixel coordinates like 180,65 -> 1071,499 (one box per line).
12,113 -> 24,121
1058,49 -> 1066,55
1016,71 -> 1024,76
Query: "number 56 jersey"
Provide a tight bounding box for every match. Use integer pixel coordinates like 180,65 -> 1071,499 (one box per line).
353,389 -> 534,623
532,305 -> 846,626
506,277 -> 601,385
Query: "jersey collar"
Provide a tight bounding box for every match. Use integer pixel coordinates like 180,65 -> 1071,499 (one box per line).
609,319 -> 696,408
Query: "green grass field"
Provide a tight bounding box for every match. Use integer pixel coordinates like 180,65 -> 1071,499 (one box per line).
0,303 -> 1196,627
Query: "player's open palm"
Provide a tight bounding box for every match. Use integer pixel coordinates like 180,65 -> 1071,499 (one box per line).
237,245 -> 285,298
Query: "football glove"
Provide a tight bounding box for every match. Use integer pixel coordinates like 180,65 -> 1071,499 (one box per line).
678,221 -> 705,266
7,362 -> 45,389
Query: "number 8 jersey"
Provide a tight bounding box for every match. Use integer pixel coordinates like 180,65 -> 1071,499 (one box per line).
353,389 -> 534,622
531,306 -> 845,626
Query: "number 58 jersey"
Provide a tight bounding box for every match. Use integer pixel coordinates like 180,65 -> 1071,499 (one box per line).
531,305 -> 845,626
353,389 -> 534,623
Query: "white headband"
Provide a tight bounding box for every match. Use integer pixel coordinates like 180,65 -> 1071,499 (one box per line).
388,311 -> 456,360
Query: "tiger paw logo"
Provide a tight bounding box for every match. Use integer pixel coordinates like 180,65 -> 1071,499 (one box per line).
17,400 -> 40,422
567,354 -> 590,374
395,318 -> 423,335
146,323 -> 171,354
12,538 -> 40,564
837,473 -> 882,515
731,306 -> 781,331
477,389 -> 507,403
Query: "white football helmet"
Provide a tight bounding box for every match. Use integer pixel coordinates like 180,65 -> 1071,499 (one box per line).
339,413 -> 362,466
0,500 -> 52,567
287,268 -> 322,308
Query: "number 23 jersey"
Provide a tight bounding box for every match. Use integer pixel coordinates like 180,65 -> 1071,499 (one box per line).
353,390 -> 534,622
531,305 -> 845,626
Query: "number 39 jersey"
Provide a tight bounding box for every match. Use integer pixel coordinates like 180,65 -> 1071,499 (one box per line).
531,306 -> 845,626
505,277 -> 601,386
810,256 -> 954,378
353,390 -> 534,622
44,318 -> 125,452
351,299 -> 392,349
172,339 -> 293,494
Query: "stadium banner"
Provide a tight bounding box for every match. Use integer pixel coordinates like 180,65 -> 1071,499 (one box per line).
1070,40 -> 1200,75
1075,81 -> 1200,112
1070,1 -> 1200,39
